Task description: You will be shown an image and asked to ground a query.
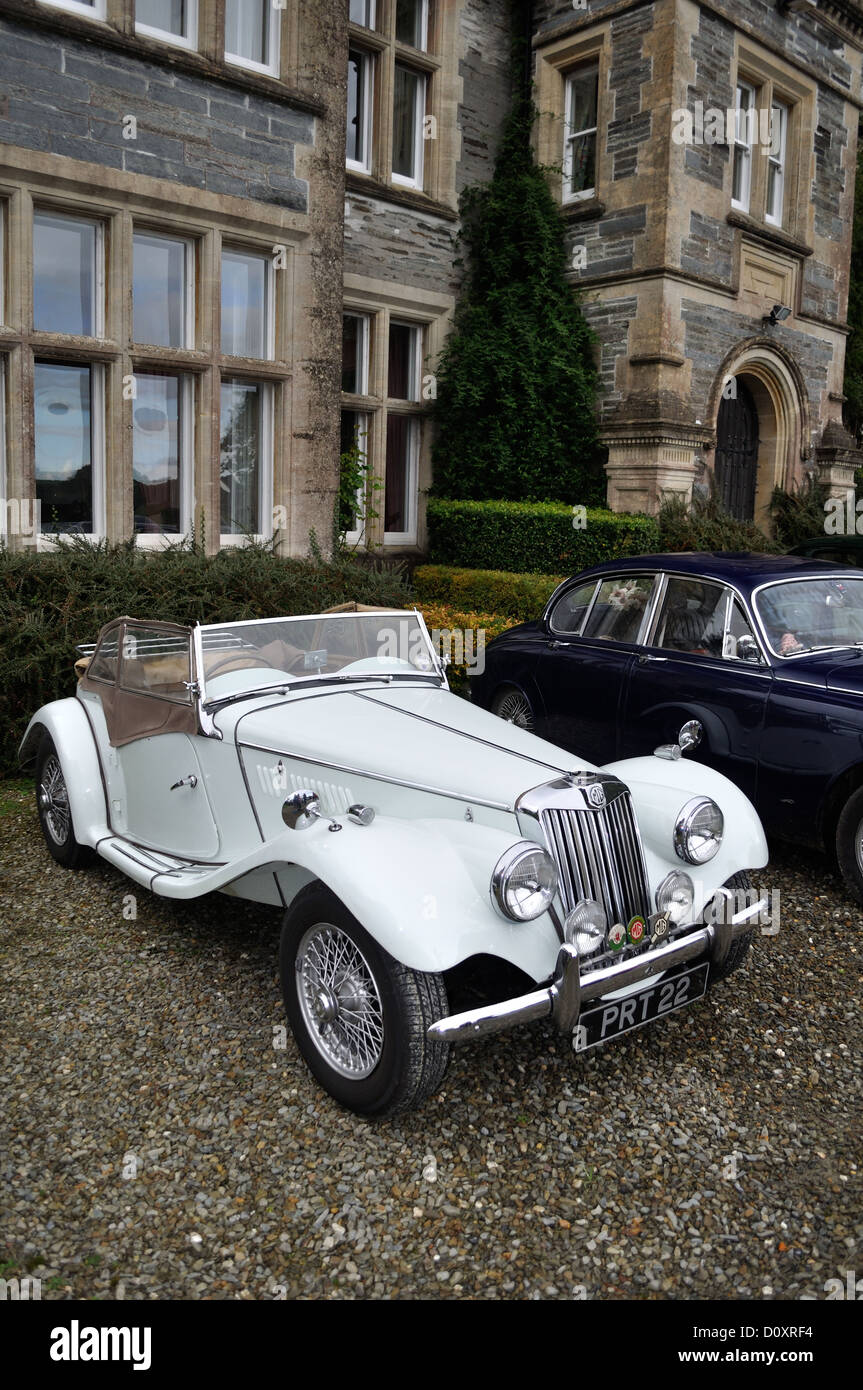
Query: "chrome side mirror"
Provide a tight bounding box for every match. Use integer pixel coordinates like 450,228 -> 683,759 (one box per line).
736,634 -> 760,663
282,789 -> 321,830
678,720 -> 703,753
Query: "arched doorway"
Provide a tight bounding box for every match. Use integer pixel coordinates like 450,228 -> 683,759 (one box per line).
715,381 -> 759,521
709,347 -> 808,534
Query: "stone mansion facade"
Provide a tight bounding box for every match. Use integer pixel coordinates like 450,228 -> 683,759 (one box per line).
0,0 -> 861,554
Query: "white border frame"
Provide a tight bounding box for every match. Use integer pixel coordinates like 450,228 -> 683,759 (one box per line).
765,100 -> 788,228
35,360 -> 106,547
346,48 -> 375,174
38,0 -> 107,20
731,80 -> 756,215
225,0 -> 281,78
135,0 -> 199,52
33,209 -> 105,340
132,372 -> 195,547
218,377 -> 274,544
563,64 -> 599,204
391,65 -> 426,190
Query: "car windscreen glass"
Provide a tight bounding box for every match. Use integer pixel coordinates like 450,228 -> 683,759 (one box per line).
548,580 -> 598,635
581,576 -> 653,644
87,629 -> 120,684
755,577 -> 863,656
200,611 -> 439,696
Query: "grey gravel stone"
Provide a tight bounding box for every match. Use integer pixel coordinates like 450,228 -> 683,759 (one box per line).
0,787 -> 859,1300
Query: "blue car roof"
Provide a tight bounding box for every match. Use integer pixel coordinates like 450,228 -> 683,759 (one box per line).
569,550 -> 863,599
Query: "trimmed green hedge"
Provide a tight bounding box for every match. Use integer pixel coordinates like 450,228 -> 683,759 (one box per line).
0,538 -> 412,777
426,498 -> 660,575
414,564 -> 564,621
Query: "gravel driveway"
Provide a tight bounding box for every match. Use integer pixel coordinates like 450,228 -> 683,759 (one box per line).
1,780 -> 860,1301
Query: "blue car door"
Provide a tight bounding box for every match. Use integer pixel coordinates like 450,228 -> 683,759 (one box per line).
537,573 -> 658,765
619,576 -> 772,801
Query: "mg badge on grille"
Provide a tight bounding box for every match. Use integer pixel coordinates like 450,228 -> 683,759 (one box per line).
627,915 -> 646,945
587,783 -> 606,808
651,913 -> 670,941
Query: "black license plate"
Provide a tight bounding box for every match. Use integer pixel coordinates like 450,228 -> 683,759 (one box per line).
573,962 -> 709,1052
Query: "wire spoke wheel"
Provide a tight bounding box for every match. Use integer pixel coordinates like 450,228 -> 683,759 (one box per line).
296,922 -> 385,1079
493,688 -> 534,732
38,754 -> 72,846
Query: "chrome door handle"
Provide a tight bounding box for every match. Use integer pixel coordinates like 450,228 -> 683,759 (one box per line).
638,655 -> 667,664
170,774 -> 198,790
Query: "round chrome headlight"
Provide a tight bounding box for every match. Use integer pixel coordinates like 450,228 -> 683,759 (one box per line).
564,898 -> 607,957
656,870 -> 695,925
491,842 -> 558,922
674,797 -> 723,865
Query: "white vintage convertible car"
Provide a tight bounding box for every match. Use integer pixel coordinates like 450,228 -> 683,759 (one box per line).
20,607 -> 769,1117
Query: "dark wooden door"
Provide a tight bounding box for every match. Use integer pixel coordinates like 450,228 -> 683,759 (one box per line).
715,381 -> 759,521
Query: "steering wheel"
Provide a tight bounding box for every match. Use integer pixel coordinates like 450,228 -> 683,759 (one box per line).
205,654 -> 277,680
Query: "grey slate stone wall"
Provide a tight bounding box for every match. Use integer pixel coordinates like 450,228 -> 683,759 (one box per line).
0,14 -> 311,210
681,209 -> 734,283
682,297 -> 834,413
608,7 -> 653,182
582,296 -> 639,415
456,0 -> 512,197
343,191 -> 459,295
566,204 -> 647,279
683,9 -> 734,192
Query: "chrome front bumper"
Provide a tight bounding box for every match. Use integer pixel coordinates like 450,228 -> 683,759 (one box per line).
427,898 -> 767,1044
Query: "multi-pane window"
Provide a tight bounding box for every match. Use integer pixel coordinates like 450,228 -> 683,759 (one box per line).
563,65 -> 599,201
385,321 -> 421,542
766,102 -> 788,227
396,0 -> 429,50
135,0 -> 197,50
347,49 -> 374,173
220,379 -> 270,537
350,0 -> 376,26
33,212 -> 103,337
225,0 -> 280,77
132,373 -> 192,536
392,65 -> 426,188
133,231 -> 194,349
732,82 -> 756,213
221,249 -> 272,360
34,361 -> 103,535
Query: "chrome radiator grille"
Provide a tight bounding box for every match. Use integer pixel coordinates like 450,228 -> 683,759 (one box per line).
541,792 -> 651,927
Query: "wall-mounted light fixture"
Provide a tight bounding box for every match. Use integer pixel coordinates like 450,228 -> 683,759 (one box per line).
763,304 -> 792,326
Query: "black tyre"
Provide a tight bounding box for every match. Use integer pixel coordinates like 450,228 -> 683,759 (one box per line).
836,786 -> 863,906
490,685 -> 535,733
708,870 -> 755,984
35,734 -> 90,869
279,883 -> 450,1118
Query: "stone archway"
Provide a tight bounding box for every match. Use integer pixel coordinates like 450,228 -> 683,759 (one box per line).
708,344 -> 808,533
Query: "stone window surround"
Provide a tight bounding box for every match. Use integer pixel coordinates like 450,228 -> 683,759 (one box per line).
346,0 -> 458,212
733,42 -> 814,245
340,275 -> 453,552
533,25 -> 610,211
0,167 -> 297,550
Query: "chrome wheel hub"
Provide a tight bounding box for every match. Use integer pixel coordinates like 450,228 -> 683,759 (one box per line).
296,923 -> 384,1079
495,690 -> 533,731
38,756 -> 71,846
855,818 -> 863,875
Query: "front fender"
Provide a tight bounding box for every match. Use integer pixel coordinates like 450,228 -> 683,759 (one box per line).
604,753 -> 769,919
19,699 -> 108,847
274,814 -> 560,981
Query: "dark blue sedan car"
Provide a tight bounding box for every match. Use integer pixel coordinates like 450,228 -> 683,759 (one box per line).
470,553 -> 863,904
